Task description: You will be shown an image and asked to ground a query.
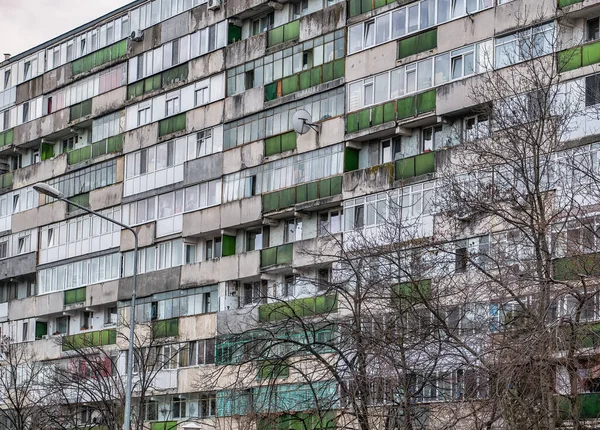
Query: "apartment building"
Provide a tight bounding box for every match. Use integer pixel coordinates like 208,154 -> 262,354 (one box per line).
1,0 -> 600,428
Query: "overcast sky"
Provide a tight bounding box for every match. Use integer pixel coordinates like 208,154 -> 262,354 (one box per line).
0,0 -> 132,57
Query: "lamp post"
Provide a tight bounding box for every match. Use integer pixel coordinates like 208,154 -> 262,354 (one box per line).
33,182 -> 138,430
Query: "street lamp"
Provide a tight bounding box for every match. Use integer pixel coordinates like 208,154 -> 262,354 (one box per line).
33,182 -> 138,430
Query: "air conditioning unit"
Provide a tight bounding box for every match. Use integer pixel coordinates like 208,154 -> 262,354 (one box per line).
207,0 -> 222,10
42,334 -> 49,340
129,29 -> 144,42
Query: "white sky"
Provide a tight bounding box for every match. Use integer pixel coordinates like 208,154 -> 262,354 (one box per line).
0,0 -> 132,58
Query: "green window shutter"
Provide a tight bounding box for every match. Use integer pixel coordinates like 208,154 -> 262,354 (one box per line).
280,132 -> 296,152
41,143 -> 54,161
417,90 -> 436,114
414,152 -> 435,175
344,148 -> 360,172
264,135 -> 282,156
228,24 -> 242,43
35,322 -> 48,340
222,234 -> 236,257
265,82 -> 278,101
395,157 -> 415,180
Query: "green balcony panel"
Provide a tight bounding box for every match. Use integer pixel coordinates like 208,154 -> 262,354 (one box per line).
262,191 -> 280,212
72,40 -> 128,75
311,66 -> 322,87
280,131 -> 296,152
67,193 -> 90,213
70,99 -> 92,122
375,0 -> 386,8
384,101 -> 396,122
151,422 -> 178,430
349,0 -> 362,16
280,187 -> 296,208
361,0 -> 372,13
345,147 -> 360,172
127,81 -> 144,99
277,243 -> 293,265
0,129 -> 14,147
397,96 -> 416,119
395,158 -> 415,180
67,145 -> 92,165
261,247 -> 278,267
155,318 -> 179,338
258,295 -> 337,322
558,46 -> 582,72
319,178 -> 332,198
264,135 -> 282,156
163,64 -> 188,87
296,184 -> 308,203
307,181 -> 319,200
393,279 -> 431,305
371,104 -> 384,126
559,393 -> 600,420
107,134 -> 123,153
265,82 -> 278,101
257,360 -> 290,379
259,412 -> 336,430
283,20 -> 300,42
554,253 -> 600,280
299,70 -> 311,90
158,114 -> 186,137
414,151 -> 436,176
346,112 -> 360,133
92,140 -> 108,158
0,172 -> 12,189
282,75 -> 299,95
222,234 -> 236,257
558,0 -> 583,6
582,40 -> 600,67
228,24 -> 242,44
417,90 -> 436,114
322,62 -> 334,83
330,175 -> 342,195
64,287 -> 86,305
332,59 -> 345,80
268,26 -> 284,47
358,108 -> 371,130
62,328 -> 116,351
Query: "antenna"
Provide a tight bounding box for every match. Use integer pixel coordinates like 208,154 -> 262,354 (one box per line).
292,110 -> 319,135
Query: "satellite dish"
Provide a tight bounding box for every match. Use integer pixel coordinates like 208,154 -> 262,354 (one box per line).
292,109 -> 313,135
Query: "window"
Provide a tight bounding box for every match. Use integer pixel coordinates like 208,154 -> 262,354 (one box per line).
450,46 -> 475,80
284,218 -> 302,243
455,246 -> 468,273
196,129 -> 213,157
292,0 -> 308,19
246,227 -> 268,252
206,238 -> 222,260
172,39 -> 180,65
364,20 -> 375,48
10,155 -> 21,172
495,22 -> 554,68
2,110 -> 9,130
23,61 -> 31,80
318,209 -> 342,235
586,74 -> 600,107
61,135 -> 78,153
22,102 -> 29,123
17,237 -> 26,254
106,307 -> 118,325
381,140 -> 393,164
195,87 -> 208,106
200,393 -> 217,417
464,114 -> 489,141
188,338 -> 216,366
422,125 -> 444,151
22,322 -> 28,341
283,275 -> 296,297
318,267 -> 331,291
56,316 -> 70,335
252,13 -> 274,36
81,311 -> 93,330
242,281 -> 267,306
3,70 -> 10,90
185,243 -> 196,264
137,104 -> 151,126
588,18 -> 600,42
166,95 -> 180,116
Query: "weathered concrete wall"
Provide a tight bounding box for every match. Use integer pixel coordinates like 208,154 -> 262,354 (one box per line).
89,183 -> 123,212
222,140 -> 262,175
87,279 -> 119,307
13,153 -> 68,188
16,76 -> 44,105
180,250 -> 260,286
161,12 -> 192,45
118,266 -> 182,300
186,100 -> 225,133
92,87 -> 127,117
345,41 -> 397,83
342,162 -> 394,199
0,252 -> 36,280
9,290 -> 63,320
224,86 -> 265,122
120,223 -> 155,252
12,200 -> 66,232
37,108 -> 71,141
184,152 -> 223,184
123,122 -> 159,153
188,49 -> 226,83
42,63 -> 72,94
190,3 -> 226,30
224,34 -> 267,69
